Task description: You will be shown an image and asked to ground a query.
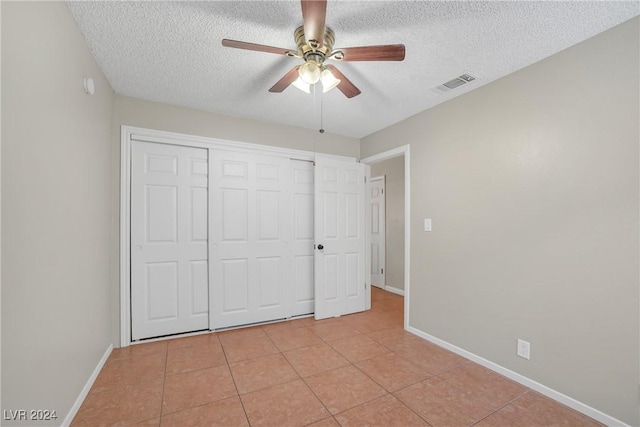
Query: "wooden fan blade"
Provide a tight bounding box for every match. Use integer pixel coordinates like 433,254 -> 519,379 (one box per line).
222,39 -> 293,56
301,0 -> 327,48
336,44 -> 405,61
269,66 -> 301,93
325,65 -> 361,98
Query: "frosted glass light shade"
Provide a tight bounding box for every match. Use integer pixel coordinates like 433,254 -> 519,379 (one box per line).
299,62 -> 321,84
292,77 -> 311,93
321,69 -> 341,93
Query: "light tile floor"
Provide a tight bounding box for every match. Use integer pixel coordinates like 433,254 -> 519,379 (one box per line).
72,287 -> 602,426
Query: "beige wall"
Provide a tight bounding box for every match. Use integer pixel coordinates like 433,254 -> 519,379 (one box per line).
371,157 -> 405,291
1,2 -> 114,425
362,17 -> 639,425
113,96 -> 360,158
110,96 -> 361,345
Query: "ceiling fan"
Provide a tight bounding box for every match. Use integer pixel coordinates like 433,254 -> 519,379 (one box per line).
221,0 -> 405,98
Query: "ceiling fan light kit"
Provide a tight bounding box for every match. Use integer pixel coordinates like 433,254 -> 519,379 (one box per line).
292,77 -> 311,94
298,60 -> 322,84
320,69 -> 341,93
221,0 -> 405,99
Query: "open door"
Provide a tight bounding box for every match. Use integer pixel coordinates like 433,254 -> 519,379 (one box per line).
314,157 -> 369,320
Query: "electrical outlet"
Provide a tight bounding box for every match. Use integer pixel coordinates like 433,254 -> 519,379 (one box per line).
517,339 -> 530,360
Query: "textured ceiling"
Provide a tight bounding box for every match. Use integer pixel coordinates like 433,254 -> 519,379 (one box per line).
67,1 -> 639,138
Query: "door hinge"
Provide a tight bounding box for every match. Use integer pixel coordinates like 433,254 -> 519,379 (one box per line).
381,189 -> 383,194
364,283 -> 367,289
381,268 -> 383,274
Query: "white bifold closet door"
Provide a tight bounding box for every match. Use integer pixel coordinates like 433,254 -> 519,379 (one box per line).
314,157 -> 368,320
129,140 -> 368,336
131,141 -> 209,340
209,151 -> 302,329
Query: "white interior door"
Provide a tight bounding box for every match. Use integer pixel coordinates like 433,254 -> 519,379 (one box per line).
371,176 -> 386,288
291,160 -> 315,316
210,150 -> 292,329
314,157 -> 368,320
131,141 -> 209,340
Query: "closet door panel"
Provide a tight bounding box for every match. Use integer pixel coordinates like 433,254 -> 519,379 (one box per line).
131,141 -> 209,340
210,151 -> 292,329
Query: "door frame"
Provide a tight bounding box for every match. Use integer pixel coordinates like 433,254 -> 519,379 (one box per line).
361,145 -> 411,330
120,126 -> 355,347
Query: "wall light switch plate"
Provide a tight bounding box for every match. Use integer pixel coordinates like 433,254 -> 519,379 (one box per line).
424,218 -> 432,232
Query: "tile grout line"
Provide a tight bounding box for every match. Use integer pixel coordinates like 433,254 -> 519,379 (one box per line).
373,297 -> 438,426
158,343 -> 169,421
162,343 -> 227,377
378,340 -> 510,426
96,290 -> 599,426
301,415 -> 340,427
301,319 -> 371,424
159,396 -> 247,423
319,294 -> 434,426
297,311 -> 405,423
352,356 -> 432,395
428,358 -> 533,425
242,329 -> 334,426
298,361 -> 367,424
80,291 -> 402,426
469,389 -> 532,426
218,335 -> 252,426
390,388 -> 436,427
159,340 -> 237,418
346,351 -> 435,426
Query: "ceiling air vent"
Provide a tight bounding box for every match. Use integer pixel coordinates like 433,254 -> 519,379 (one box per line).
435,73 -> 476,92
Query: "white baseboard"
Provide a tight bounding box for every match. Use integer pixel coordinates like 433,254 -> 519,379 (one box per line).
384,285 -> 405,296
406,326 -> 629,427
61,343 -> 113,427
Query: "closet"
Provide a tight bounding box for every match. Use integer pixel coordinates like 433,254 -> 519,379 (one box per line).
125,128 -> 368,342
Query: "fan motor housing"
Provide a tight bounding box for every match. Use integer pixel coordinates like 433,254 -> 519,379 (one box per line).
294,26 -> 335,63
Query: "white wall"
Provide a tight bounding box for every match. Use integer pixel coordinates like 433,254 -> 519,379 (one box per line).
110,95 -> 361,345
361,17 -> 639,425
371,156 -> 405,291
1,2 -> 114,425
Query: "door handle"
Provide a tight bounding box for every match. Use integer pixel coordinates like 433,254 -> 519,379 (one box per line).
317,244 -> 324,250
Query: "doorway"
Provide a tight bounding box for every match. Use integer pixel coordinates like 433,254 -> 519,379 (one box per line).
361,145 -> 410,329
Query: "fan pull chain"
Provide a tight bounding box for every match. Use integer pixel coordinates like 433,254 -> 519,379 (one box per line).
314,84 -> 324,134
319,98 -> 325,134
311,83 -> 324,139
